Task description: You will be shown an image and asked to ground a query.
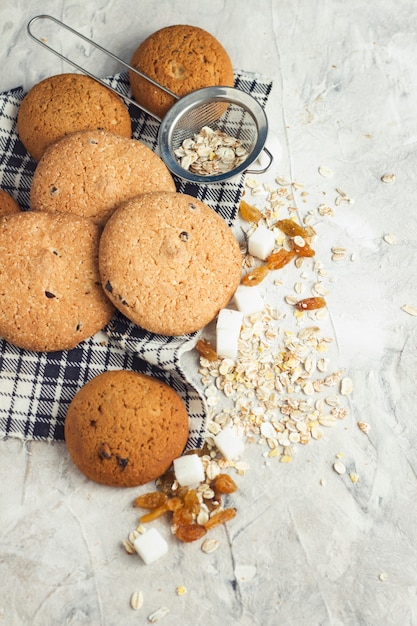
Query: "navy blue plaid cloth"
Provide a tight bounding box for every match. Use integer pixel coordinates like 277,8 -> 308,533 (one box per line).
0,70 -> 272,445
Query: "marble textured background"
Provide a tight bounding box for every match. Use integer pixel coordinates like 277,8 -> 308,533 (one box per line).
1,1 -> 417,624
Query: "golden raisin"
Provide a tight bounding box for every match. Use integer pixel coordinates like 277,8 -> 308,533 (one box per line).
213,474 -> 238,494
294,297 -> 327,311
204,507 -> 237,530
196,338 -> 219,362
267,248 -> 296,270
277,219 -> 309,238
293,241 -> 315,257
140,502 -> 170,523
172,506 -> 194,528
166,496 -> 183,512
239,199 -> 263,223
133,492 -> 168,509
183,489 -> 201,515
175,524 -> 207,543
241,264 -> 269,286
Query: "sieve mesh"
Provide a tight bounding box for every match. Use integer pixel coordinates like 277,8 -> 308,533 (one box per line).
169,101 -> 259,156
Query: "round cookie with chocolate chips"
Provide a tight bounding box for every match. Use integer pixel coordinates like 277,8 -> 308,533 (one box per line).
0,211 -> 114,352
64,370 -> 189,487
99,191 -> 242,336
129,24 -> 234,119
0,189 -> 20,216
30,129 -> 176,227
17,73 -> 132,161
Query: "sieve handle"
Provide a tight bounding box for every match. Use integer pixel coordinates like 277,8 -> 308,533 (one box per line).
26,14 -> 180,123
245,147 -> 273,175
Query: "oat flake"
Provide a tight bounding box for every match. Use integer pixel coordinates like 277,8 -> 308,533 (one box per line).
383,233 -> 397,245
318,165 -> 333,178
148,607 -> 170,623
401,304 -> 417,316
201,537 -> 220,553
340,377 -> 353,396
358,421 -> 370,434
381,173 -> 395,184
333,460 -> 346,475
130,591 -> 144,611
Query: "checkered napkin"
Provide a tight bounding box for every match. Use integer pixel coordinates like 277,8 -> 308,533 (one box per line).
0,70 -> 272,445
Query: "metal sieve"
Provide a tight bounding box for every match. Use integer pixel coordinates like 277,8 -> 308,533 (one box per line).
27,15 -> 272,184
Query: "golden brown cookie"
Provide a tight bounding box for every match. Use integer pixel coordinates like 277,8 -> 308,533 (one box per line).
17,73 -> 132,161
99,191 -> 242,336
0,211 -> 114,352
0,190 -> 20,215
129,24 -> 234,119
30,129 -> 176,226
64,370 -> 189,487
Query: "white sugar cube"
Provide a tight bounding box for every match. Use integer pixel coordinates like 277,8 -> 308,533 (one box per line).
173,454 -> 205,487
233,285 -> 264,316
216,309 -> 243,360
216,328 -> 238,360
248,225 -> 276,260
133,528 -> 168,565
214,427 -> 245,460
216,308 -> 243,330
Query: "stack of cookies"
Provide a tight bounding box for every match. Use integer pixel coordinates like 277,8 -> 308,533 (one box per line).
0,25 -> 241,487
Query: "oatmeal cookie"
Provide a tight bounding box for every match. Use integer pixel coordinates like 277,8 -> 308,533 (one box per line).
17,73 -> 132,161
99,191 -> 242,335
30,129 -> 176,226
0,189 -> 20,215
129,24 -> 234,119
0,210 -> 114,352
65,370 -> 189,487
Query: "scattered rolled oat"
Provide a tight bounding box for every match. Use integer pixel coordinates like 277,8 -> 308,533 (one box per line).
246,177 -> 259,189
358,421 -> 370,434
318,166 -> 333,178
381,173 -> 395,184
148,607 -> 170,623
383,233 -> 397,245
335,188 -> 354,205
340,377 -> 353,396
313,282 -> 329,296
201,537 -> 220,554
130,591 -> 144,611
123,538 -> 135,555
275,176 -> 290,186
331,246 -> 346,261
318,203 -> 335,217
333,460 -> 346,475
379,572 -> 388,581
401,304 -> 417,316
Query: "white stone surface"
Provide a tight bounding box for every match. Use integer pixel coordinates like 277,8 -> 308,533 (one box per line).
1,1 -> 417,625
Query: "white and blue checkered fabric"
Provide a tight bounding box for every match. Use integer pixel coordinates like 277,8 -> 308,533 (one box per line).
0,70 -> 272,445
